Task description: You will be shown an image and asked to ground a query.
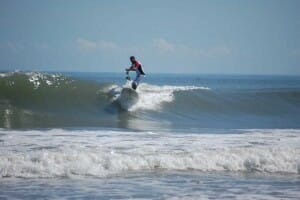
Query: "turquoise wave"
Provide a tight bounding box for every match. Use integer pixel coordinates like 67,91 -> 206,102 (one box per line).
1,72 -> 300,129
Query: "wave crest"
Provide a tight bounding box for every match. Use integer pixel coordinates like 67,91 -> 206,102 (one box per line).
106,82 -> 210,111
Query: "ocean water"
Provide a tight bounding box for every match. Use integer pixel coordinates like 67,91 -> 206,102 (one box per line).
0,71 -> 300,199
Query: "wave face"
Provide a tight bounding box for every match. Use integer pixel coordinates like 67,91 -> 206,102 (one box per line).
1,72 -> 300,129
0,128 -> 299,178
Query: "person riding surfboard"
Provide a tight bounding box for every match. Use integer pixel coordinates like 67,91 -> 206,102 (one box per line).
125,56 -> 145,90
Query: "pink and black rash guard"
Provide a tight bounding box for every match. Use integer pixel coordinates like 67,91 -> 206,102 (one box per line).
131,60 -> 145,75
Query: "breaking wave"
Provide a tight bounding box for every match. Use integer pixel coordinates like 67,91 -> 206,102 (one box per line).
0,128 -> 299,178
0,72 -> 209,129
105,82 -> 209,111
0,71 -> 300,129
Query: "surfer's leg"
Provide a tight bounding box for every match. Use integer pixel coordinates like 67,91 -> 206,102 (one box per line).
132,74 -> 142,89
132,82 -> 137,90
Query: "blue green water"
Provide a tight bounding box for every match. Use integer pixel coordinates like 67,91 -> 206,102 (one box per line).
1,72 -> 300,130
0,71 -> 299,199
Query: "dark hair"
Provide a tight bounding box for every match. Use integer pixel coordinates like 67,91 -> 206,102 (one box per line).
130,56 -> 135,60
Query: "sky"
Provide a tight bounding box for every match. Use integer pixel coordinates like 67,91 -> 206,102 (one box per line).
0,0 -> 299,75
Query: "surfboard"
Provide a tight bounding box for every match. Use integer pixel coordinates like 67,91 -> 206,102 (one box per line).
118,87 -> 139,110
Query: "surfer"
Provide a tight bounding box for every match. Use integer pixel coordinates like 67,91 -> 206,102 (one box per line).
125,56 -> 145,90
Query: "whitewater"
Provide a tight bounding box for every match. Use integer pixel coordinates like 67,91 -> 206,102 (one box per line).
1,71 -> 300,199
1,128 -> 300,178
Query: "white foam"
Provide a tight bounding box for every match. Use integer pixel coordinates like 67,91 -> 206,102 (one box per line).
0,73 -> 7,78
46,80 -> 53,85
0,129 -> 299,178
101,84 -> 121,99
9,72 -> 65,89
107,83 -> 209,111
26,72 -> 50,89
132,83 -> 209,111
0,71 -> 16,78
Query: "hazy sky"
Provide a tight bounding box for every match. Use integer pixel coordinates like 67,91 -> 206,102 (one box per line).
0,0 -> 299,74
